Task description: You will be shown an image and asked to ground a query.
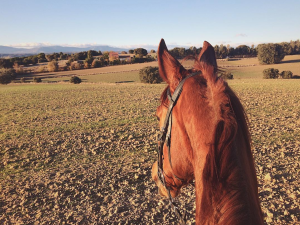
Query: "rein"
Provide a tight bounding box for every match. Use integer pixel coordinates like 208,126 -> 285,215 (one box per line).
156,71 -> 199,224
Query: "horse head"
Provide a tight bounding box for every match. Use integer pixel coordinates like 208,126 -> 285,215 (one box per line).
151,39 -> 264,224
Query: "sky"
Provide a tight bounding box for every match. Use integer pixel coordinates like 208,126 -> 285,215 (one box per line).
0,0 -> 299,49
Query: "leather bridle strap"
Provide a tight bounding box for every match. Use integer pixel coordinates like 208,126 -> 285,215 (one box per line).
156,71 -> 199,224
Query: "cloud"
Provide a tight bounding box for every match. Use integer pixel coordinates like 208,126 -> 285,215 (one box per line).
217,40 -> 232,45
5,42 -> 104,48
235,33 -> 247,37
4,42 -> 159,50
7,42 -> 53,48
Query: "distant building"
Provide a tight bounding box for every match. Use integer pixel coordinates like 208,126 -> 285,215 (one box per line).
119,55 -> 131,63
109,52 -> 119,61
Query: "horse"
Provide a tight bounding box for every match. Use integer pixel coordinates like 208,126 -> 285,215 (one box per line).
151,39 -> 264,224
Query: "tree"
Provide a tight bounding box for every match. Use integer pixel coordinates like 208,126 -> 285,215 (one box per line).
257,44 -> 285,64
228,47 -> 235,57
45,54 -> 55,62
30,56 -> 38,64
169,47 -> 185,58
150,49 -> 156,53
102,52 -> 109,61
139,66 -> 162,83
48,60 -> 58,72
134,48 -> 148,58
0,59 -> 13,68
280,42 -> 293,55
184,46 -> 197,56
84,61 -> 90,69
250,44 -> 257,56
0,68 -> 16,84
128,49 -> 134,54
37,53 -> 46,62
87,50 -> 93,59
235,45 -> 251,56
214,45 -> 220,58
85,57 -> 93,64
92,59 -> 101,68
219,44 -> 228,59
23,58 -> 31,66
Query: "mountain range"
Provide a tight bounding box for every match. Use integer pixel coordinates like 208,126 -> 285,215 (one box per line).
0,45 -> 130,55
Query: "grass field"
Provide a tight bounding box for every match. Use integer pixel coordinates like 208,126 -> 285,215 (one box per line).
1,56 -> 300,224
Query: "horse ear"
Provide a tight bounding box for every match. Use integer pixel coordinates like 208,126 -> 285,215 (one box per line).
157,39 -> 187,91
197,41 -> 218,74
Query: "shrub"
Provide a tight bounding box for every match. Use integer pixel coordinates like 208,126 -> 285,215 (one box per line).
33,77 -> 42,83
13,63 -> 24,74
85,57 -> 93,65
139,66 -> 162,84
134,48 -> 148,58
69,62 -> 83,70
70,76 -> 82,84
0,68 -> 16,84
0,74 -> 12,84
280,70 -> 293,79
263,68 -> 279,79
37,66 -> 45,73
48,60 -> 58,72
84,61 -> 90,69
92,59 -> 101,68
219,71 -> 233,79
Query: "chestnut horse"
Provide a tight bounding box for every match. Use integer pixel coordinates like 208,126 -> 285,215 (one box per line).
151,39 -> 264,224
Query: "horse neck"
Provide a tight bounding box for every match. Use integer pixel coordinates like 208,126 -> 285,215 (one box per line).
193,115 -> 263,225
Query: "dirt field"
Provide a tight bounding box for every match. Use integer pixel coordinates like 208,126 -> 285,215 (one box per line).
1,58 -> 300,224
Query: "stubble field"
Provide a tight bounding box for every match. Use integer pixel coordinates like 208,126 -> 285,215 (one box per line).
1,57 -> 300,224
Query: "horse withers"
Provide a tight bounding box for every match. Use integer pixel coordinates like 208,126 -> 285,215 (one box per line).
151,39 -> 264,224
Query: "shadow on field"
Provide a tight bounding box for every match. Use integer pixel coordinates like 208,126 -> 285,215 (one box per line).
115,81 -> 134,83
16,73 -> 77,81
292,75 -> 300,79
227,58 -> 241,61
280,59 -> 300,64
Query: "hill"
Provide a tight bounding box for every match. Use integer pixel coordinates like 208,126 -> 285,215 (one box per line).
0,45 -> 129,55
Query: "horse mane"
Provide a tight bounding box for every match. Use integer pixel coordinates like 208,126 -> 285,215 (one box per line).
192,62 -> 257,224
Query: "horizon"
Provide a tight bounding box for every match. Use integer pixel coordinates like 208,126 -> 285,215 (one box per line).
1,0 -> 299,50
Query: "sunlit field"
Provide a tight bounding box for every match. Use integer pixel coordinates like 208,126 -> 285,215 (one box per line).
1,57 -> 300,224
15,55 -> 300,83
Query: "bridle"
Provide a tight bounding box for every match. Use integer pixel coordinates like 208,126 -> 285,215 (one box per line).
156,71 -> 199,224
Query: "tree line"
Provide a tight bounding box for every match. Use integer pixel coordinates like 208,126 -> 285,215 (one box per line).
0,48 -> 155,70
1,40 -> 300,70
168,40 -> 300,59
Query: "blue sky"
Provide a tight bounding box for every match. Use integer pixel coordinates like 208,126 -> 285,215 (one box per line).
0,0 -> 299,49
